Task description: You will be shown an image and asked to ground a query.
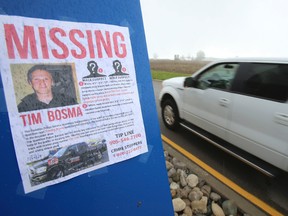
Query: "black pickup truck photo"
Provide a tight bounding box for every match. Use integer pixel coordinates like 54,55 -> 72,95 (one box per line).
29,141 -> 105,184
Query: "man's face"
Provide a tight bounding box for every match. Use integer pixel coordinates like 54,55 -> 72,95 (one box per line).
29,70 -> 53,95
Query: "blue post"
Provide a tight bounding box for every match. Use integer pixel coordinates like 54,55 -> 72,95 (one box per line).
0,0 -> 173,215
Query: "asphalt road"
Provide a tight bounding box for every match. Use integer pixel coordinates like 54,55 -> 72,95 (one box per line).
152,80 -> 288,215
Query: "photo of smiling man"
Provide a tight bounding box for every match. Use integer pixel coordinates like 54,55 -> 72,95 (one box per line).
14,64 -> 78,113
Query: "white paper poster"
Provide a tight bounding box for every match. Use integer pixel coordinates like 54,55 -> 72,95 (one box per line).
0,15 -> 148,193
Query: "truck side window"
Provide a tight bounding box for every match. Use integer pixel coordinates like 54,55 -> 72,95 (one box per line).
78,143 -> 87,154
66,145 -> 78,155
235,63 -> 288,102
196,63 -> 239,90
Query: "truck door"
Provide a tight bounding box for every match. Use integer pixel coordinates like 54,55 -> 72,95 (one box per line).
65,145 -> 80,167
229,63 -> 288,171
183,63 -> 239,140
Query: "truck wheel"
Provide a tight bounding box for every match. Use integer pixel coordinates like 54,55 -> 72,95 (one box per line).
162,99 -> 179,130
98,152 -> 102,160
51,168 -> 64,180
55,170 -> 64,178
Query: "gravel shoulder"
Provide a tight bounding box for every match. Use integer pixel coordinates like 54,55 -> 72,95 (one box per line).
163,141 -> 268,216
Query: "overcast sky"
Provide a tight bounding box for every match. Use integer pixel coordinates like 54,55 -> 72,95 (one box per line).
140,0 -> 288,59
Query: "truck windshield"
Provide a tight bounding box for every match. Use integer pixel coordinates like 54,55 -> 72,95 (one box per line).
53,147 -> 68,157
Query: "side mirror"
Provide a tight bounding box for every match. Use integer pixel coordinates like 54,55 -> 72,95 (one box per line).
184,77 -> 196,88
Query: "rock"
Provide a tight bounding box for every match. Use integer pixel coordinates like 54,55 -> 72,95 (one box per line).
222,200 -> 237,216
188,190 -> 203,201
180,186 -> 191,199
179,170 -> 188,187
166,160 -> 174,170
172,171 -> 180,182
165,151 -> 173,162
201,185 -> 211,197
212,202 -> 225,216
171,189 -> 177,198
191,196 -> 208,214
172,157 -> 187,170
168,168 -> 176,178
210,192 -> 221,202
186,174 -> 199,188
172,198 -> 186,212
165,152 -> 247,216
192,187 -> 201,192
198,178 -> 206,188
182,198 -> 191,207
170,182 -> 180,190
184,206 -> 193,216
164,151 -> 169,159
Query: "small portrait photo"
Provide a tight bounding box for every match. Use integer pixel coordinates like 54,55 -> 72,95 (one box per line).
109,60 -> 129,76
82,60 -> 106,79
11,63 -> 80,113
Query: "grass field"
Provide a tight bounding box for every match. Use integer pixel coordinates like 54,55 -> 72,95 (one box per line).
151,70 -> 189,80
150,59 -> 210,80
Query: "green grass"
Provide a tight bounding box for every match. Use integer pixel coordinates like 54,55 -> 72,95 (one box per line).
151,70 -> 190,80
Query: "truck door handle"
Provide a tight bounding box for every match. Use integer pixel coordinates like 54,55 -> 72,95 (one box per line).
219,98 -> 230,107
274,113 -> 288,126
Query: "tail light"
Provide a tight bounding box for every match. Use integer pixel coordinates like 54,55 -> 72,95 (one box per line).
48,157 -> 59,166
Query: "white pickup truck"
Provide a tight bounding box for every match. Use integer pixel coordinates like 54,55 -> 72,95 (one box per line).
159,58 -> 288,175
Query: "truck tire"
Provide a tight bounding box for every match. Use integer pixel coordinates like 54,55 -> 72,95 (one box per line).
50,168 -> 64,180
97,152 -> 102,160
161,99 -> 180,130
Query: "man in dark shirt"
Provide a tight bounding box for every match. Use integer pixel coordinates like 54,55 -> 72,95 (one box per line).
18,65 -> 77,112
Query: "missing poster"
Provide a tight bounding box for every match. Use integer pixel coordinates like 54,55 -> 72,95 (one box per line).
0,15 -> 148,193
